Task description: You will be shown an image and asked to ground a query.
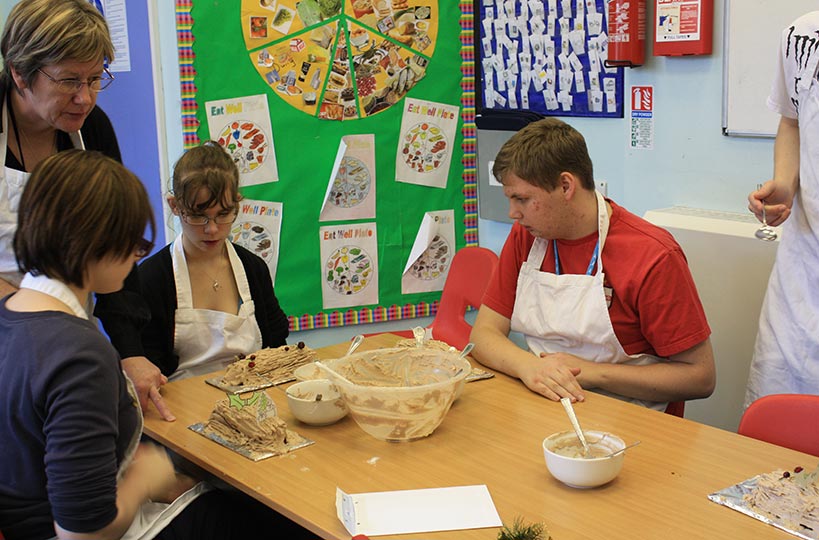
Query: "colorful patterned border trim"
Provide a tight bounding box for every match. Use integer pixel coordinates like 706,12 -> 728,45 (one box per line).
460,0 -> 478,248
176,0 -> 199,149
178,2 -> 476,331
291,302 -> 437,331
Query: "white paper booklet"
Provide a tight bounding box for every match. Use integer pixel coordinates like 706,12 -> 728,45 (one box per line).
336,485 -> 502,536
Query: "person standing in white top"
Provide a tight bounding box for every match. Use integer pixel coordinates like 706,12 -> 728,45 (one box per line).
746,12 -> 819,406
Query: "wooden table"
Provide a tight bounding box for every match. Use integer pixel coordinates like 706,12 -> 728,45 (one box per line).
144,333 -> 811,539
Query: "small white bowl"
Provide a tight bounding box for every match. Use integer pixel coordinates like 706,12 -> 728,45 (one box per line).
542,430 -> 626,488
285,380 -> 348,426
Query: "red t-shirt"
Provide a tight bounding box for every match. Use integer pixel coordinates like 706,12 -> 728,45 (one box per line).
482,200 -> 710,358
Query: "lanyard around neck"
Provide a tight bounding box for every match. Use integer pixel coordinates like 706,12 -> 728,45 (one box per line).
553,239 -> 599,276
6,92 -> 26,171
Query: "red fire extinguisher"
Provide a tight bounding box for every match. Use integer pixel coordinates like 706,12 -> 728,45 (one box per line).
606,0 -> 647,68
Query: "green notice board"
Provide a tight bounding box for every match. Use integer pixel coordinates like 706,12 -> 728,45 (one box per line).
183,1 -> 473,330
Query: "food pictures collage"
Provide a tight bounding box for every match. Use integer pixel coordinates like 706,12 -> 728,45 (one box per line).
242,0 -> 438,120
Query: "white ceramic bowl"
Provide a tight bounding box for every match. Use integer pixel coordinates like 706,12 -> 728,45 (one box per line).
542,430 -> 626,488
317,347 -> 470,442
285,380 -> 348,426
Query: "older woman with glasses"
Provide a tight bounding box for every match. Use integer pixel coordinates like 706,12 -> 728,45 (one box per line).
0,0 -> 175,422
137,142 -> 289,383
0,0 -> 118,294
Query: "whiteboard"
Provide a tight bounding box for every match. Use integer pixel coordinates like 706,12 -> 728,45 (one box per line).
722,0 -> 816,137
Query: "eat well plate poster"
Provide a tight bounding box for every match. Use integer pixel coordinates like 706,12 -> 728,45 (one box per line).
319,222 -> 379,309
205,94 -> 279,186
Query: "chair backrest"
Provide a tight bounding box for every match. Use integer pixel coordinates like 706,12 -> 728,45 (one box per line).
738,394 -> 819,456
429,246 -> 499,350
664,401 -> 685,418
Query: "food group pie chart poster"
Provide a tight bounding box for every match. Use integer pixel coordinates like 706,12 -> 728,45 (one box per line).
396,97 -> 459,188
319,223 -> 379,309
241,0 -> 439,120
232,198 -> 283,286
205,94 -> 279,186
320,134 -> 377,222
187,1 -> 467,326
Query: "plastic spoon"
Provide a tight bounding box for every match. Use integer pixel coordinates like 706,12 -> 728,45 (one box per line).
315,361 -> 355,387
754,184 -> 778,242
412,326 -> 426,347
560,397 -> 590,456
451,343 -> 475,378
346,334 -> 364,356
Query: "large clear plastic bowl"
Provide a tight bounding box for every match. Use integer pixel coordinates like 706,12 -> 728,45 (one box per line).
318,347 -> 470,442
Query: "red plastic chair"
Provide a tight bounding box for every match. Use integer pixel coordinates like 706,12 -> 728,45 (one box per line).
365,246 -> 499,349
664,401 -> 685,418
427,246 -> 499,350
738,394 -> 819,456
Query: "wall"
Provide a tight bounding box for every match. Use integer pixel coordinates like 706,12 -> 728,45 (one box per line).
477,0 -> 777,254
94,0 -> 167,250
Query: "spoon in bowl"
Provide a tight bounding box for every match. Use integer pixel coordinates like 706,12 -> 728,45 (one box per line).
602,440 -> 641,459
560,397 -> 590,456
412,326 -> 426,347
346,334 -> 364,356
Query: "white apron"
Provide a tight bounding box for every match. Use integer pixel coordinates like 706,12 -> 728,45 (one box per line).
0,102 -> 84,287
746,52 -> 819,406
510,191 -> 666,410
18,273 -> 207,540
171,236 -> 263,381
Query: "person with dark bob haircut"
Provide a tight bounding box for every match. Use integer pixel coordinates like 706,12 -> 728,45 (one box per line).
0,0 -> 168,422
470,118 -> 716,411
0,150 -> 309,540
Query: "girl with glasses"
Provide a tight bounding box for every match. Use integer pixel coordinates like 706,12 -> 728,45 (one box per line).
137,142 -> 289,383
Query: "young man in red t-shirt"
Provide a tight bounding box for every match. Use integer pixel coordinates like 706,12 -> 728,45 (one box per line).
470,119 -> 715,410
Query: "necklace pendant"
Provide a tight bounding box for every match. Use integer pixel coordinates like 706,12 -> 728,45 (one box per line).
212,280 -> 220,291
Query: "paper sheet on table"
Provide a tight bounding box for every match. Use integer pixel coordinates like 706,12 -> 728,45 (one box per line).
336,485 -> 502,537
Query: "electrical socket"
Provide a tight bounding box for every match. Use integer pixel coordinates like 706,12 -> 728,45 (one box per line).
596,180 -> 608,196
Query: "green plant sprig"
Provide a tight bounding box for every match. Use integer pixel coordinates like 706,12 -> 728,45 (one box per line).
497,517 -> 549,540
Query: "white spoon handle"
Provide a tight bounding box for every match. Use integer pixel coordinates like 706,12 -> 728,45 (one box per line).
560,397 -> 590,454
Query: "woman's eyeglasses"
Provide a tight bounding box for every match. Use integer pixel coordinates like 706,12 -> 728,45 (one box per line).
181,211 -> 239,226
134,238 -> 154,258
37,68 -> 114,94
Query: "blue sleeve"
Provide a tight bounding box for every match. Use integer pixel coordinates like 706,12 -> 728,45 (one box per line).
43,338 -> 125,533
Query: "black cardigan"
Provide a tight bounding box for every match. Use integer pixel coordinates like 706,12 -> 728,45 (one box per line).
137,242 -> 289,376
